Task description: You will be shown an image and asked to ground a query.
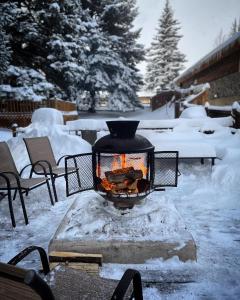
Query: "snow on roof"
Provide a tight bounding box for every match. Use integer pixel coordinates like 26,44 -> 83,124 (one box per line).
176,31 -> 240,83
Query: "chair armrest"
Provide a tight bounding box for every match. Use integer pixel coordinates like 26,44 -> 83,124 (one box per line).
19,163 -> 36,177
111,269 -> 143,300
8,246 -> 50,275
57,155 -> 71,166
0,171 -> 21,187
20,161 -> 51,178
31,160 -> 53,174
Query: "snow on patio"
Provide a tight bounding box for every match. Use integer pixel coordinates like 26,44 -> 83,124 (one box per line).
0,108 -> 240,299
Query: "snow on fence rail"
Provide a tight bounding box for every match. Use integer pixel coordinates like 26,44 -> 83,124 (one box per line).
66,117 -> 234,132
181,85 -> 239,119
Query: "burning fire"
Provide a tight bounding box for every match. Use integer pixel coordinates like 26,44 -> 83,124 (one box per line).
97,154 -> 148,194
110,154 -> 148,176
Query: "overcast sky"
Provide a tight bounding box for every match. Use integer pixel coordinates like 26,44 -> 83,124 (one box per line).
134,0 -> 240,75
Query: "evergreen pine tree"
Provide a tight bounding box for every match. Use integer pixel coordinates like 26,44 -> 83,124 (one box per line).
81,0 -> 144,111
230,18 -> 237,35
0,29 -> 11,81
80,16 -> 127,112
0,66 -> 55,101
41,1 -> 90,100
1,1 -> 92,101
101,0 -> 144,110
1,0 -> 145,110
145,0 -> 186,91
0,3 -> 16,81
229,18 -> 240,36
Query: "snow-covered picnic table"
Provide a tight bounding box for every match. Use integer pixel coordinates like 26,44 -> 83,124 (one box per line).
139,129 -> 218,165
157,142 -> 216,165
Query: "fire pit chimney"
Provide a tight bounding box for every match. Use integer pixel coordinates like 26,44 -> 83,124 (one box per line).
107,120 -> 139,138
93,121 -> 154,154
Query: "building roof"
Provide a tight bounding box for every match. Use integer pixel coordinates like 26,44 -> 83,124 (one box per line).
175,32 -> 240,85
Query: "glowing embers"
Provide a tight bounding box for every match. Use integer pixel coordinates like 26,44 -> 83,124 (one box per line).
96,153 -> 150,197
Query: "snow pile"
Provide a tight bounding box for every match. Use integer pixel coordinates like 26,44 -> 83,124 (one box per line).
8,108 -> 91,170
56,192 -> 188,242
232,101 -> 240,112
69,115 -> 233,132
180,106 -> 207,119
212,131 -> 240,189
199,119 -> 228,133
31,108 -> 64,125
67,118 -> 108,131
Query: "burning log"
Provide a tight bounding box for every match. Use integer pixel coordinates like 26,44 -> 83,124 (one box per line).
105,167 -> 143,183
102,167 -> 143,194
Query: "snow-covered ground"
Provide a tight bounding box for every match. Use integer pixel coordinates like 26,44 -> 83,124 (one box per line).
0,128 -> 12,142
0,107 -> 240,299
77,103 -> 175,120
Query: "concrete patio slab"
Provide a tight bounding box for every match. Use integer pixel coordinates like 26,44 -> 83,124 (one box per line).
49,191 -> 196,263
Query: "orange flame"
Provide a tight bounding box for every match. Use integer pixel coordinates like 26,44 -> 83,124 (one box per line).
112,155 -> 120,170
97,154 -> 148,194
139,161 -> 148,177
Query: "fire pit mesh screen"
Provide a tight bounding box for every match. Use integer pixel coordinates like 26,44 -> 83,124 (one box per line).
95,152 -> 151,197
65,151 -> 179,197
154,151 -> 179,187
65,153 -> 93,196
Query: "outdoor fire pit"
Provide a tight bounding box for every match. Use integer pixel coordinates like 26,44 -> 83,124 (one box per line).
65,120 -> 179,209
92,121 -> 154,208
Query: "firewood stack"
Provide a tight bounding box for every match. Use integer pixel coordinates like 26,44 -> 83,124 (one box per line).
102,167 -> 143,194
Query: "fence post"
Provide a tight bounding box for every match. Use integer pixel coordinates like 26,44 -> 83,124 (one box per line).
175,101 -> 180,118
232,108 -> 240,129
11,123 -> 18,137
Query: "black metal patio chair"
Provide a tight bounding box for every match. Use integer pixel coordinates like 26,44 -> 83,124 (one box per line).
0,142 -> 54,227
0,246 -> 143,300
23,137 -> 76,203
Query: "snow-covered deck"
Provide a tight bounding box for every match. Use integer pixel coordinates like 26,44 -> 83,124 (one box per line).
0,107 -> 240,299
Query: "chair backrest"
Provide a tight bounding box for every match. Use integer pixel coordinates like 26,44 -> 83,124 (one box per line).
0,142 -> 19,181
0,262 -> 54,300
23,137 -> 57,172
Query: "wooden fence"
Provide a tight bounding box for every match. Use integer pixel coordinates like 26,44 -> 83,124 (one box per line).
177,89 -> 240,123
188,90 -> 209,106
151,90 -> 182,111
0,99 -> 77,128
